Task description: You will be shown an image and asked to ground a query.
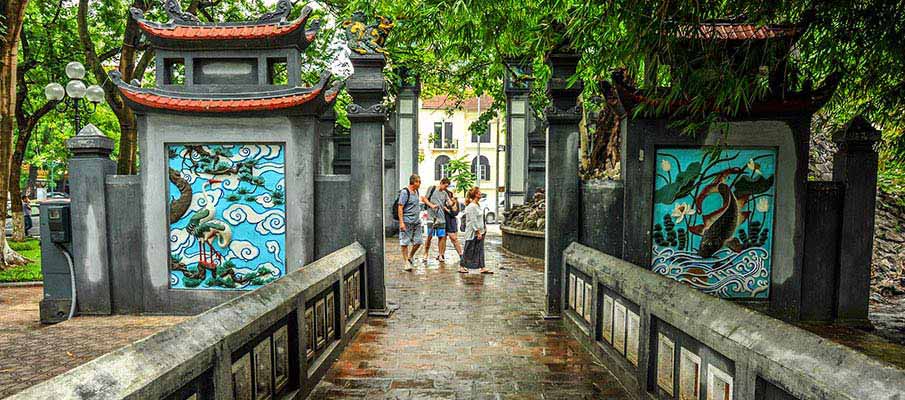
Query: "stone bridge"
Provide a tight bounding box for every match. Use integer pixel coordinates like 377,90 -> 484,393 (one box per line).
7,5 -> 905,400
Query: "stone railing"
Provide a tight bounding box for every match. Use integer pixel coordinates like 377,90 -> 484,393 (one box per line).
562,242 -> 905,400
10,243 -> 368,400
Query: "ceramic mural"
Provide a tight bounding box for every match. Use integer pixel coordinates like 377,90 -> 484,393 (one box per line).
167,144 -> 286,290
651,147 -> 776,299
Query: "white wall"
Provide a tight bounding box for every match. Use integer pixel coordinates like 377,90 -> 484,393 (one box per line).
416,104 -> 506,222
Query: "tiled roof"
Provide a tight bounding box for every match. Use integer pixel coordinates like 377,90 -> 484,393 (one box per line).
118,89 -> 323,113
421,95 -> 495,112
676,23 -> 802,40
135,18 -> 306,40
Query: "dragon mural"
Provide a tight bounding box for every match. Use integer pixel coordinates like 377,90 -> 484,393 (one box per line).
167,144 -> 286,290
342,11 -> 393,55
651,148 -> 776,299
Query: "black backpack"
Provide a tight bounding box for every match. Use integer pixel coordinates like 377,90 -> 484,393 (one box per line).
391,188 -> 411,221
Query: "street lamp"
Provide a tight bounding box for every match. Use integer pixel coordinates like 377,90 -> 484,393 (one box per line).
44,61 -> 106,132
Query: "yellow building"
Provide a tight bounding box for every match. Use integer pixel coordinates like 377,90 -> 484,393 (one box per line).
417,95 -> 505,223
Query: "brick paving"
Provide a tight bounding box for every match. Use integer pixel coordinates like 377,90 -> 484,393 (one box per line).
311,234 -> 631,399
0,286 -> 187,398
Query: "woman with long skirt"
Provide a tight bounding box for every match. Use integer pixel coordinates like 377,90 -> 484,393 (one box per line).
459,186 -> 492,274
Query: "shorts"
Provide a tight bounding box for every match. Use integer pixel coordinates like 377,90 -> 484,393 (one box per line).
399,220 -> 423,246
429,225 -> 447,238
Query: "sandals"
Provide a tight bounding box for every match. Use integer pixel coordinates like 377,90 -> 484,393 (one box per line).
436,255 -> 446,263
457,267 -> 468,273
480,269 -> 494,274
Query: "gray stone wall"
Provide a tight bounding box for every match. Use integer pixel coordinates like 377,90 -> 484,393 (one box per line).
315,175 -> 353,259
579,180 -> 623,257
136,112 -> 317,314
621,118 -> 809,320
105,175 -> 144,314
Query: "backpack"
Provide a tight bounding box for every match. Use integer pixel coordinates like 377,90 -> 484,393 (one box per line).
391,188 -> 411,221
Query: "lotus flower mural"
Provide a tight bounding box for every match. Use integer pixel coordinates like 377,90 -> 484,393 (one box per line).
651,148 -> 776,299
167,144 -> 286,290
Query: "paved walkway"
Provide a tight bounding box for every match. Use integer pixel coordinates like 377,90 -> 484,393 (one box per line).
311,234 -> 631,399
0,286 -> 186,397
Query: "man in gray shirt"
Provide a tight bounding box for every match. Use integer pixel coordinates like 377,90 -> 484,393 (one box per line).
397,174 -> 423,270
421,178 -> 450,262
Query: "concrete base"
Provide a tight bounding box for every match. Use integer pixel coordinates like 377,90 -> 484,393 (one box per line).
501,225 -> 545,260
368,303 -> 400,318
39,299 -> 71,324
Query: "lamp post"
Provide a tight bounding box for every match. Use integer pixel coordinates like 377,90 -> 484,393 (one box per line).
44,61 -> 106,133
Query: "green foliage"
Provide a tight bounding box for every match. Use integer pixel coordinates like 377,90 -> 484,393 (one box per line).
444,156 -> 476,195
331,0 -> 905,157
468,101 -> 502,140
0,240 -> 42,283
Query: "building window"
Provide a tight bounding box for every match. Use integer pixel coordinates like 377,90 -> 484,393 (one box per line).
443,122 -> 454,145
435,155 -> 450,180
471,125 -> 491,143
471,155 -> 490,181
433,122 -> 442,143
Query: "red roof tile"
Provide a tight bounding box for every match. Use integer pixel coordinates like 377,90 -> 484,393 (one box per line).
136,18 -> 305,41
118,87 -> 323,113
676,23 -> 801,40
421,94 -> 495,112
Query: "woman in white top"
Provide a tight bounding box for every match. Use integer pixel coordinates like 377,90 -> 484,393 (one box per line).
459,186 -> 492,274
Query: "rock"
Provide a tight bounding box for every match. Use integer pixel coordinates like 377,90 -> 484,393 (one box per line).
503,189 -> 546,233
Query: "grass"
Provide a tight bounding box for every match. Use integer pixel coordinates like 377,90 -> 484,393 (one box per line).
0,239 -> 42,283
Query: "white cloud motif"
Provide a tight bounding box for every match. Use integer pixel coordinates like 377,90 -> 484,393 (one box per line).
255,192 -> 275,208
228,240 -> 260,261
234,145 -> 282,161
267,240 -> 282,263
256,162 -> 284,174
223,204 -> 286,235
169,227 -> 197,256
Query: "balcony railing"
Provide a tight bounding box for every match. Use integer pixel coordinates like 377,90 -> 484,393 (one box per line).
433,139 -> 459,150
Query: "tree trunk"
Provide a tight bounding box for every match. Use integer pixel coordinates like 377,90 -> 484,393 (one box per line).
0,0 -> 30,268
9,172 -> 23,241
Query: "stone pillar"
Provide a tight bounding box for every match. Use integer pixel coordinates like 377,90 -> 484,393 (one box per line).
396,71 -> 420,188
544,50 -> 582,318
347,53 -> 389,315
504,58 -> 532,209
832,116 -> 881,325
384,115 -> 398,235
66,124 -> 116,314
317,108 -> 336,174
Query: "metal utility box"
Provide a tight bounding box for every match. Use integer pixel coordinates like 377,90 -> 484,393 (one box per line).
39,199 -> 73,324
47,203 -> 72,243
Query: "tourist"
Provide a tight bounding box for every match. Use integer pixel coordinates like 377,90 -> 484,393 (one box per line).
442,187 -> 464,262
422,178 -> 450,262
460,186 -> 492,274
22,195 -> 32,235
397,174 -> 423,271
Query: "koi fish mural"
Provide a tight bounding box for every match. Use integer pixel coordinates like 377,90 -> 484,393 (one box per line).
651,148 -> 776,299
167,144 -> 286,290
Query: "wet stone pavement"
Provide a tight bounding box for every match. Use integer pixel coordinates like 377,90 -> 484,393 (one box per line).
311,234 -> 631,399
0,286 -> 187,397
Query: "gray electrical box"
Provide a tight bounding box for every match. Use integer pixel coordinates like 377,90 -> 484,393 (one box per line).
39,199 -> 73,324
47,204 -> 71,243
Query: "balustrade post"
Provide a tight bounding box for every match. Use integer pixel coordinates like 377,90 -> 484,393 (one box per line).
65,123 -> 116,315
544,49 -> 582,319
832,116 -> 881,325
504,58 -> 533,209
347,52 -> 390,315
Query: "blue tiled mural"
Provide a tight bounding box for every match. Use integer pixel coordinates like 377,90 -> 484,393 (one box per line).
167,144 -> 286,290
651,148 -> 776,299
